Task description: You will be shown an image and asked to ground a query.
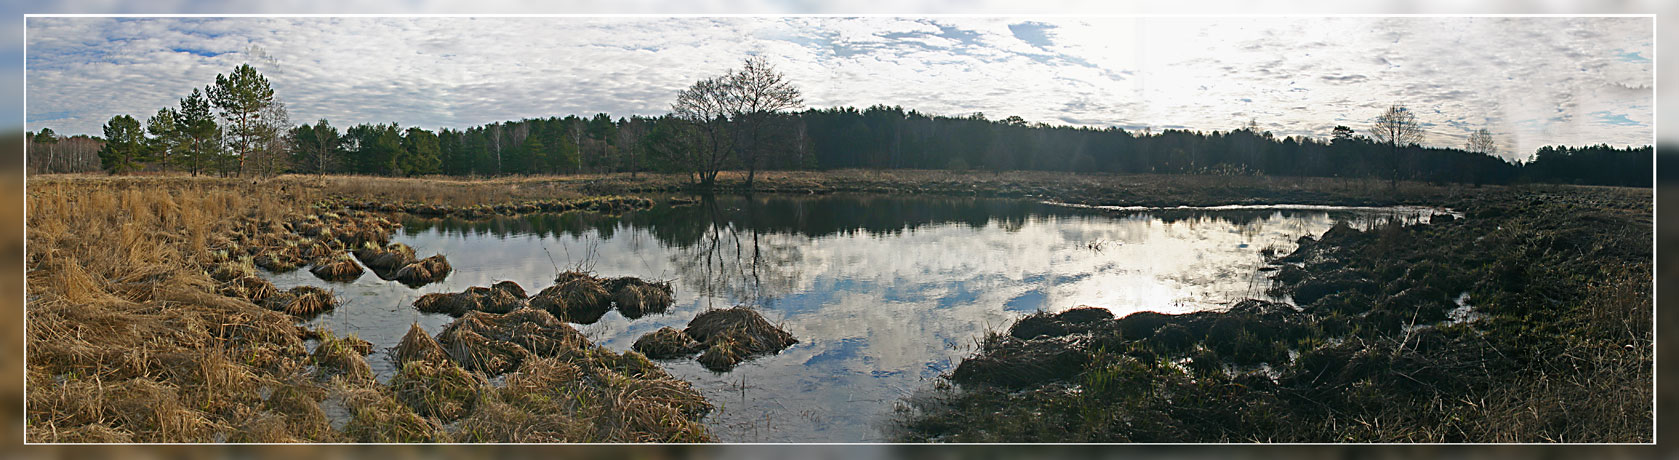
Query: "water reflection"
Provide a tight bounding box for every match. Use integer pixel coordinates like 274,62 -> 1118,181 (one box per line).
267,193 -> 1447,442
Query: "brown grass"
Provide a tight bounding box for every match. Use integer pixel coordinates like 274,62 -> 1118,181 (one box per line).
393,254 -> 451,286
354,241 -> 416,272
310,331 -> 374,386
606,277 -> 674,319
413,283 -> 529,317
26,176 -> 327,443
263,286 -> 338,318
308,251 -> 364,281
531,275 -> 613,324
25,174 -> 718,443
392,323 -> 449,365
631,327 -> 702,359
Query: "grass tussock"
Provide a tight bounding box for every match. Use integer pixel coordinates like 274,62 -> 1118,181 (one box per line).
605,277 -> 674,319
308,252 -> 364,282
392,323 -> 451,366
530,272 -> 673,324
392,254 -> 451,286
643,306 -> 799,372
262,286 -> 338,318
354,241 -> 416,272
413,282 -> 528,317
531,275 -> 614,324
389,359 -> 485,422
311,331 -> 374,386
632,327 -> 703,359
435,309 -> 587,376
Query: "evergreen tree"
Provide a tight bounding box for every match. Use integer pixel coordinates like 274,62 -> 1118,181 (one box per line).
98,114 -> 148,173
206,63 -> 275,176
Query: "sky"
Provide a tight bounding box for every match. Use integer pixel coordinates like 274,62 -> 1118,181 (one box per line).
22,15 -> 1656,162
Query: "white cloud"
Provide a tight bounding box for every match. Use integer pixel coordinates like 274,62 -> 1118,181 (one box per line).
26,16 -> 1652,160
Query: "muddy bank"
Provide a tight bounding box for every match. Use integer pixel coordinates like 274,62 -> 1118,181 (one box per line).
577,170 -> 1506,208
891,186 -> 1651,442
340,195 -> 655,219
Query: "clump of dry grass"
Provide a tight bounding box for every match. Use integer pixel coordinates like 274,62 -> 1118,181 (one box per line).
631,327 -> 702,359
300,239 -> 338,260
393,254 -> 451,286
334,380 -> 448,443
262,286 -> 339,318
262,382 -> 337,441
389,359 -> 485,422
392,323 -> 449,366
354,241 -> 415,272
435,309 -> 588,376
219,274 -> 279,303
413,282 -> 528,317
492,280 -> 529,299
309,252 -> 364,282
451,352 -> 713,442
605,277 -> 674,319
680,306 -> 798,372
531,275 -> 613,324
311,332 -> 374,386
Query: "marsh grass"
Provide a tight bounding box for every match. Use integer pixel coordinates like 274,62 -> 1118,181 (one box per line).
27,174 -> 710,443
890,186 -> 1653,442
26,176 -> 327,442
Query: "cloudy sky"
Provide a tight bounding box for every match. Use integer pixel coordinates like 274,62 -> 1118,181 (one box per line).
25,16 -> 1652,161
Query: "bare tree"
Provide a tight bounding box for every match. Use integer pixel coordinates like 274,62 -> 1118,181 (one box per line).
1465,128 -> 1497,156
251,99 -> 292,176
669,57 -> 803,188
1370,104 -> 1425,188
672,75 -> 736,187
727,56 -> 804,188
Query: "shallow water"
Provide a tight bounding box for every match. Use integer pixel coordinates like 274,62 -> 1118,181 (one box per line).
263,193 -> 1448,442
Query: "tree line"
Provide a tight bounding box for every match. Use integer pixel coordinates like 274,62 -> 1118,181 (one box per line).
27,60 -> 1652,187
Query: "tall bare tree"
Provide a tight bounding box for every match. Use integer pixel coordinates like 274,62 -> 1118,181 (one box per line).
1370,104 -> 1425,188
672,75 -> 736,186
1465,128 -> 1497,156
727,56 -> 803,187
670,57 -> 804,188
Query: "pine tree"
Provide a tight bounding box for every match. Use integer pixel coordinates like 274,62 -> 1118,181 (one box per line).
98,114 -> 148,173
207,63 -> 275,176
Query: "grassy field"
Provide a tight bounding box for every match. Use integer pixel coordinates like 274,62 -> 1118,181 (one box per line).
21,170 -> 1654,443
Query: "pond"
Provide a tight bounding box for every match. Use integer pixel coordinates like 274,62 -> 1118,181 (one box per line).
263,193 -> 1451,442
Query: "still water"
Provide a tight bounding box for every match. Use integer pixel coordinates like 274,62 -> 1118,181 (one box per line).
264,194 -> 1447,442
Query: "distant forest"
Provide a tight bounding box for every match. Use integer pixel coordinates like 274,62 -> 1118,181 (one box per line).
26,62 -> 1653,187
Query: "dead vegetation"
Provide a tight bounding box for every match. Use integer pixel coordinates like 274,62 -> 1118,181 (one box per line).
632,327 -> 703,359
308,252 -> 364,282
354,241 -> 416,272
392,254 -> 452,286
892,186 -> 1653,442
26,175 -> 709,443
413,281 -> 528,317
263,286 -> 339,318
632,306 -> 797,372
529,271 -> 675,324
